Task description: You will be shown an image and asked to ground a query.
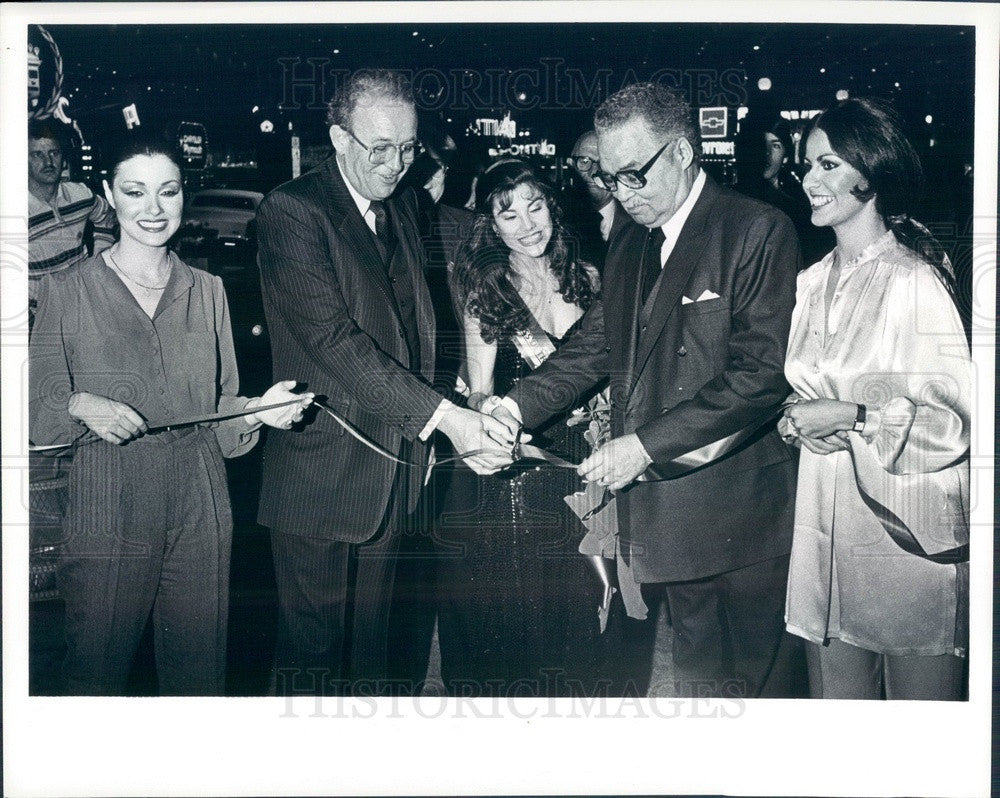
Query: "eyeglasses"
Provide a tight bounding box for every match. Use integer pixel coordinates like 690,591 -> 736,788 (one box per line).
346,129 -> 421,165
571,155 -> 598,171
593,140 -> 674,191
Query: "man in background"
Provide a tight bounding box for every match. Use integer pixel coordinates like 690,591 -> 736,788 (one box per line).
28,120 -> 115,321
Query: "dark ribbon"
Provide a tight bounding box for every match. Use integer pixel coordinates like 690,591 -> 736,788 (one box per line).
784,397 -> 967,565
849,448 -> 968,564
580,407 -> 786,520
28,398 -> 306,451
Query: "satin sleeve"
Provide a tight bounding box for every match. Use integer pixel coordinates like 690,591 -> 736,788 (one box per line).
854,266 -> 969,475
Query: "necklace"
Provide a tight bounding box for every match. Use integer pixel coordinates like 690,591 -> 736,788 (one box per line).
108,250 -> 170,291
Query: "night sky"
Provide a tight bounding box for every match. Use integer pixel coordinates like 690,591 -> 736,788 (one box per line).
38,22 -> 975,156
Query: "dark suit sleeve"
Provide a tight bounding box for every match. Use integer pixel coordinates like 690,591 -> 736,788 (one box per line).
507,298 -> 610,428
257,190 -> 443,440
635,212 -> 798,463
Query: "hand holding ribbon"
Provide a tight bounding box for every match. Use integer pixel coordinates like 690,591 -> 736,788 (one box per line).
67,391 -> 147,445
577,432 -> 653,492
437,405 -> 517,475
245,381 -> 314,429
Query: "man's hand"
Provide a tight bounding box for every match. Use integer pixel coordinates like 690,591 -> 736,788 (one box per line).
68,391 -> 147,445
246,380 -> 314,429
438,405 -> 517,475
480,396 -> 532,448
577,433 -> 653,491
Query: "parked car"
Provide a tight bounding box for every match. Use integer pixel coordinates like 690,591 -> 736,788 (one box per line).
178,189 -> 264,257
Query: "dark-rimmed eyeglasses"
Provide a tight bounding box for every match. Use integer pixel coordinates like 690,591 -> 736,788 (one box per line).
346,129 -> 421,165
571,155 -> 598,171
593,140 -> 674,191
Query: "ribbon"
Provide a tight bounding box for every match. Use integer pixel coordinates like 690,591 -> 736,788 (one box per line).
579,407 -> 785,520
783,395 -> 967,564
853,467 -> 967,564
28,398 -> 305,452
313,399 -> 492,468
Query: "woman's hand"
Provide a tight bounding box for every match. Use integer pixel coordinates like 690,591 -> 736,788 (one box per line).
798,431 -> 851,455
68,391 -> 147,445
247,380 -> 314,429
784,398 -> 858,439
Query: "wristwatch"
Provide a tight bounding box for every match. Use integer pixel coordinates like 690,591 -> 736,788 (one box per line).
852,403 -> 867,433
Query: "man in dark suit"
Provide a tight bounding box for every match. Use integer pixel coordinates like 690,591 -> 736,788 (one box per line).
501,83 -> 801,698
255,69 -> 514,696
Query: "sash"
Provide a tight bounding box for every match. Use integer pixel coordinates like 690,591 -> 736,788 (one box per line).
784,397 -> 968,565
849,440 -> 968,565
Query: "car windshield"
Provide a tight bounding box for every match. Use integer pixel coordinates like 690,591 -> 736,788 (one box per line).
191,195 -> 257,210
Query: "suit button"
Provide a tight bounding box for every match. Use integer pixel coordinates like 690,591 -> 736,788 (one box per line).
605,346 -> 611,352
677,346 -> 687,356
641,325 -> 648,332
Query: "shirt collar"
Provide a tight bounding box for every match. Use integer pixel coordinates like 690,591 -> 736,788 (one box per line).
659,168 -> 705,246
336,154 -> 372,219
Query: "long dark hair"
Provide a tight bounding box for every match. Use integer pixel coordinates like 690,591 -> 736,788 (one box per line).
811,98 -> 956,296
452,159 -> 597,344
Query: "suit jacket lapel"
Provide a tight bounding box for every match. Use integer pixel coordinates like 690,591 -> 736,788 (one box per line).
318,156 -> 398,314
630,175 -> 719,392
387,194 -> 436,376
609,224 -> 648,394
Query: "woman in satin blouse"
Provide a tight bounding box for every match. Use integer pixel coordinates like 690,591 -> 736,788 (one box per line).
780,98 -> 970,700
29,135 -> 312,695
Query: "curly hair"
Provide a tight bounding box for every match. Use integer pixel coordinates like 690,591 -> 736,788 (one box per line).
325,69 -> 413,129
452,160 -> 597,344
595,82 -> 700,165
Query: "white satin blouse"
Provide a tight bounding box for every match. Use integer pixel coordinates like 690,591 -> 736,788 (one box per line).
783,230 -> 970,656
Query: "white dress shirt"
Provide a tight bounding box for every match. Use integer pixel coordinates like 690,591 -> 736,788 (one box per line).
656,168 -> 706,267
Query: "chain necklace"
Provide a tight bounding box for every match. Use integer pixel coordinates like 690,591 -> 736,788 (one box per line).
108,250 -> 170,291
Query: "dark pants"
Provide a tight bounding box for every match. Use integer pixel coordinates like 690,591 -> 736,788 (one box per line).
58,429 -> 231,695
663,553 -> 805,698
270,461 -> 415,697
270,524 -> 402,696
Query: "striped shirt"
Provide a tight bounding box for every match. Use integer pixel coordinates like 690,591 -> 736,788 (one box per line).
29,181 -> 116,299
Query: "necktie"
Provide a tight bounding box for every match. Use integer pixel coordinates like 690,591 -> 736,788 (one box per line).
640,226 -> 666,304
368,200 -> 396,260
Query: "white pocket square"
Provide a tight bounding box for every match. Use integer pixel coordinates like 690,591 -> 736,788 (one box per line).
696,289 -> 721,302
681,295 -> 694,304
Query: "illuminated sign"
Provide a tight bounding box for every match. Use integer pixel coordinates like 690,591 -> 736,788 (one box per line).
180,134 -> 204,157
701,141 -> 735,157
699,107 -> 728,139
177,122 -> 208,169
488,139 -> 556,158
122,103 -> 141,129
471,111 -> 517,138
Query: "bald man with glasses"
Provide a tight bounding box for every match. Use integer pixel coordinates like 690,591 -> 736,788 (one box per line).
502,83 -> 804,698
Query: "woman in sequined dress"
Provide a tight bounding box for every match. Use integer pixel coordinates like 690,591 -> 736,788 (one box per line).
434,160 -> 606,696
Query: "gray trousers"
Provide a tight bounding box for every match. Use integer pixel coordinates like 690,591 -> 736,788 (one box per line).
57,428 -> 232,695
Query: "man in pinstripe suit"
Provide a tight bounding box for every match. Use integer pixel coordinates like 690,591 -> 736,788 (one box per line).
256,69 -> 515,696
